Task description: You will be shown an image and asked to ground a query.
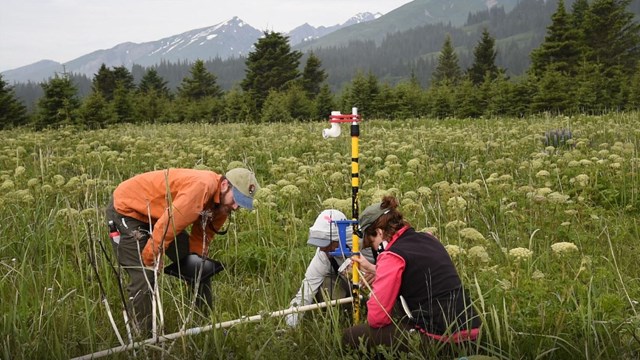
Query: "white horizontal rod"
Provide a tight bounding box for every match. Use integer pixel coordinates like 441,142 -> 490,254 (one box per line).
71,297 -> 353,360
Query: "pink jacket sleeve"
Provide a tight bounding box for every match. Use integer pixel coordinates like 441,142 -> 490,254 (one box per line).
366,251 -> 405,328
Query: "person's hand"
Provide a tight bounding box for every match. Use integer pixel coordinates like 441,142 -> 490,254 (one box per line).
351,255 -> 375,286
285,312 -> 299,327
352,255 -> 375,273
143,256 -> 163,272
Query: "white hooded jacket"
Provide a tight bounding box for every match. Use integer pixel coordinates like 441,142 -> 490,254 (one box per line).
286,209 -> 375,327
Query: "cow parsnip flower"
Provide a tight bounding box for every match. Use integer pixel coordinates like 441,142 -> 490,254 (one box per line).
459,227 -> 486,243
531,269 -> 545,280
14,166 -> 26,177
468,246 -> 490,263
445,220 -> 467,231
407,158 -> 421,171
509,247 -> 533,261
1,180 -> 15,191
447,196 -> 467,212
445,244 -> 465,259
579,255 -> 592,271
375,169 -> 390,179
329,171 -> 343,184
570,174 -> 589,187
56,208 -> 80,218
384,154 -> 400,164
53,175 -> 65,187
536,170 -> 550,178
497,279 -> 512,290
65,177 -> 81,188
548,192 -> 570,204
421,227 -> 438,235
403,191 -> 418,200
417,186 -> 432,197
279,184 -> 301,198
432,181 -> 451,194
551,242 -> 579,256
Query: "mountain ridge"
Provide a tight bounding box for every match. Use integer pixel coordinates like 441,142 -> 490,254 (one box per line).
1,12 -> 382,84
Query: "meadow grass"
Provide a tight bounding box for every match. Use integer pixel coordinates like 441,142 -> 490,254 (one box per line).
0,113 -> 639,359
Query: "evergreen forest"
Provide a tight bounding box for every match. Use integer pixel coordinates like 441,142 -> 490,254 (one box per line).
2,0 -> 640,129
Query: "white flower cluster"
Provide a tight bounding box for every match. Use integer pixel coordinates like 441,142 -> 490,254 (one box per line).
447,196 -> 467,212
570,174 -> 590,187
535,170 -> 550,178
459,227 -> 486,243
509,247 -> 533,261
551,242 -> 579,256
445,220 -> 467,231
547,192 -> 570,204
445,244 -> 465,259
280,184 -> 301,197
468,246 -> 490,263
531,269 -> 545,280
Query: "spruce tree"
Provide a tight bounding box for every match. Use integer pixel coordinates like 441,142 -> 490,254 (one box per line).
178,59 -> 222,100
467,28 -> 500,86
583,0 -> 640,77
301,52 -> 327,99
138,68 -> 171,98
78,91 -> 116,128
314,84 -> 335,120
223,87 -> 254,123
530,0 -> 582,76
35,73 -> 81,129
432,35 -> 462,85
349,71 -> 380,118
393,79 -> 423,119
571,0 -> 590,28
485,74 -> 514,116
284,83 -> 313,120
0,74 -> 28,129
241,31 -> 302,111
112,83 -> 134,123
530,68 -> 574,114
260,90 -> 294,123
112,66 -> 135,91
455,78 -> 484,118
92,64 -> 117,101
628,63 -> 640,110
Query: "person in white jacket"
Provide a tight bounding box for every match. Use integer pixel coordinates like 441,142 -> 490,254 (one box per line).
286,209 -> 375,327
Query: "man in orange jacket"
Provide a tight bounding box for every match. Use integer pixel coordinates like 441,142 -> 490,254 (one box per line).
105,167 -> 260,336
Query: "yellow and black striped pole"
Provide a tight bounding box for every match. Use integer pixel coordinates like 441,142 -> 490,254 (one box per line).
349,107 -> 361,324
326,107 -> 362,323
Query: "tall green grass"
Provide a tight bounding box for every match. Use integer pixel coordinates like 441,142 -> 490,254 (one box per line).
0,114 -> 639,359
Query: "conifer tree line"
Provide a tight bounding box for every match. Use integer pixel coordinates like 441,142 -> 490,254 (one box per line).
1,0 -> 640,129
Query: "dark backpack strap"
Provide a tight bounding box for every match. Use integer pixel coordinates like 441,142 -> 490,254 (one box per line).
329,257 -> 340,274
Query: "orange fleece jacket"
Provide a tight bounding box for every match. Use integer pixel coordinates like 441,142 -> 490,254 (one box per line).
113,169 -> 228,266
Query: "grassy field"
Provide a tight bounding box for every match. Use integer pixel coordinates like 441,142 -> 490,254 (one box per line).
0,113 -> 639,359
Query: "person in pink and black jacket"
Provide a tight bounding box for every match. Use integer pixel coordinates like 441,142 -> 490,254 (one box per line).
343,195 -> 481,353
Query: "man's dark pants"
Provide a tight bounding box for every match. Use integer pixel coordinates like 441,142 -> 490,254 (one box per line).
106,199 -> 212,336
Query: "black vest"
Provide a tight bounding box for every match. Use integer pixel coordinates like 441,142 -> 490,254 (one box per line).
388,228 -> 481,333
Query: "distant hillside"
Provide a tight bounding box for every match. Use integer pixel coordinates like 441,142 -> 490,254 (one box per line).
296,0 -> 520,51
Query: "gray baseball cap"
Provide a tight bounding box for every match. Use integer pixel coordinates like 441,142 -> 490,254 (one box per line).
357,202 -> 390,237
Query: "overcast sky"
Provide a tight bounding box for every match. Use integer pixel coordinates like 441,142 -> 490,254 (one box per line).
0,0 -> 412,72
